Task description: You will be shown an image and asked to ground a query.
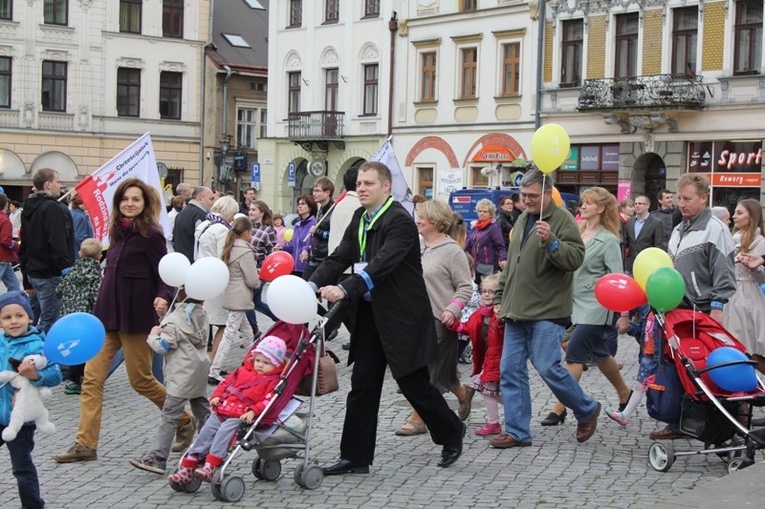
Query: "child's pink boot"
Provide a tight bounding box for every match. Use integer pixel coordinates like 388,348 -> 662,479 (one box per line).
194,454 -> 223,482
475,422 -> 502,436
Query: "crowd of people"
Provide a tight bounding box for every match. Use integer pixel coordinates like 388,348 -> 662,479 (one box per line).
1,163 -> 765,506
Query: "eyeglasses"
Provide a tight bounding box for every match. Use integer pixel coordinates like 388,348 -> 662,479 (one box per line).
520,192 -> 541,200
480,289 -> 495,295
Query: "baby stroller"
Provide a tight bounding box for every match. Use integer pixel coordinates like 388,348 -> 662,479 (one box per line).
168,300 -> 347,502
647,309 -> 765,474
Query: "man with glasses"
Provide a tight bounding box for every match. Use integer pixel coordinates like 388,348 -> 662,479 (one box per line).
490,169 -> 601,449
302,177 -> 335,282
624,195 -> 667,274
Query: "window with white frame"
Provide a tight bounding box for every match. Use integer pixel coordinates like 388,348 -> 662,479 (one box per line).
364,0 -> 379,18
237,107 -> 266,148
325,0 -> 339,23
289,0 -> 302,28
614,13 -> 639,78
460,47 -> 478,99
420,51 -> 437,102
288,71 -> 301,113
672,7 -> 698,75
561,20 -> 583,87
363,63 -> 378,115
500,42 -> 520,96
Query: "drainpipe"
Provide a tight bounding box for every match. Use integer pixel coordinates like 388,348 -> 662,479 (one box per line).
219,65 -> 233,192
199,0 -> 216,186
534,1 -> 546,130
387,12 -> 398,139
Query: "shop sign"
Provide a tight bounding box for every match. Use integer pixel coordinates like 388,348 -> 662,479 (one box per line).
473,144 -> 515,162
717,148 -> 762,171
697,173 -> 762,187
617,180 -> 632,201
580,146 -> 600,170
563,146 -> 579,171
688,142 -> 714,172
602,145 -> 620,171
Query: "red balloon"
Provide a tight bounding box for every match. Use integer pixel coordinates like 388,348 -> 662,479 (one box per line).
594,273 -> 647,312
261,251 -> 294,282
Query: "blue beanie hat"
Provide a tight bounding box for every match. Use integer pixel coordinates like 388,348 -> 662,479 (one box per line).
0,290 -> 34,319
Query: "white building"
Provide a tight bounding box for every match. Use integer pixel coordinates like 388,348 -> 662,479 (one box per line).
0,0 -> 209,201
259,0 -> 394,214
393,1 -> 540,201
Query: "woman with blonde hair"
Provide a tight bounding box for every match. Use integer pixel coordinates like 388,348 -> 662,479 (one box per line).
395,199 -> 474,435
542,187 -> 632,426
724,198 -> 765,360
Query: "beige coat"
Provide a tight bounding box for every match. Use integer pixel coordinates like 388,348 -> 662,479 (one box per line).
147,302 -> 210,399
222,239 -> 261,311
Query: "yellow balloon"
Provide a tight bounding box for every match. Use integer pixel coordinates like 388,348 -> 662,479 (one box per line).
530,123 -> 571,174
283,228 -> 294,242
633,247 -> 673,290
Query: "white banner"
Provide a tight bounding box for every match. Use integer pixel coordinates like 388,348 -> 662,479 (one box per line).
74,133 -> 170,246
438,169 -> 464,195
371,136 -> 414,215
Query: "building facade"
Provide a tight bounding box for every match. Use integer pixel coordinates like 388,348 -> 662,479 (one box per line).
0,0 -> 208,201
393,0 -> 540,202
540,0 -> 764,210
259,0 -> 393,215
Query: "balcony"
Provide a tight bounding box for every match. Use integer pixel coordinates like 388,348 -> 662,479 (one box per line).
578,74 -> 706,112
287,111 -> 345,151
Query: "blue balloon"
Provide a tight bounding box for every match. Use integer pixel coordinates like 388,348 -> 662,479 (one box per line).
44,313 -> 106,365
707,347 -> 758,393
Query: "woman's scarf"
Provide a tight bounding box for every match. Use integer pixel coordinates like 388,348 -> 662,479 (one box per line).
206,212 -> 231,229
474,218 -> 492,230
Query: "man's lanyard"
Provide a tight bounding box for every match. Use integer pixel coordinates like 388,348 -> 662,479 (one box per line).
358,196 -> 394,261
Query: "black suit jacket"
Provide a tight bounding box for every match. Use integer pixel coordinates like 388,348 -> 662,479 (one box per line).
624,214 -> 668,272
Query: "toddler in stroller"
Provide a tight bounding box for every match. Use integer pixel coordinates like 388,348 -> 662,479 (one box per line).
168,336 -> 287,485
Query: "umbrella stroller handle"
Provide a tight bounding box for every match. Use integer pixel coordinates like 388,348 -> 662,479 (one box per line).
313,299 -> 349,337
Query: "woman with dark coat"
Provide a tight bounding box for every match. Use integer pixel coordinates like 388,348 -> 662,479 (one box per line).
274,195 -> 316,276
55,179 -> 193,463
465,198 -> 507,284
496,195 -> 515,249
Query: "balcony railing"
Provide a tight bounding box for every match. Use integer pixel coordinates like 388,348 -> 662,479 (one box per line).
288,111 -> 344,139
578,74 -> 705,111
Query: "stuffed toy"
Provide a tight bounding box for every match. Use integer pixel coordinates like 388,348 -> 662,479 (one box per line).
0,354 -> 55,441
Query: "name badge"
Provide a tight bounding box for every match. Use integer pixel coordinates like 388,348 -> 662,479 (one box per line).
353,262 -> 368,274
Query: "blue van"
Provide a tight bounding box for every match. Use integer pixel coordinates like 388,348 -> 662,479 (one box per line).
449,187 -> 579,229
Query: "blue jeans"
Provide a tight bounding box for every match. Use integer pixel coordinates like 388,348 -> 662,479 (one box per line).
0,424 -> 44,509
500,320 -> 599,442
106,349 -> 165,384
245,286 -> 278,332
27,275 -> 62,333
0,261 -> 20,292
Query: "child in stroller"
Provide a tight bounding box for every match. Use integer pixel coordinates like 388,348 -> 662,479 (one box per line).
168,336 -> 287,485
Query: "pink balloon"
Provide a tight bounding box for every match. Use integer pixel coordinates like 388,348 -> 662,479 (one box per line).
594,274 -> 647,312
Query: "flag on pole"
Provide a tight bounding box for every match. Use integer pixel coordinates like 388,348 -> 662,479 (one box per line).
370,136 -> 414,215
74,133 -> 170,245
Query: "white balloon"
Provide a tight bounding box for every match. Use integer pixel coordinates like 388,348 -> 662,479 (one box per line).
158,252 -> 191,287
266,275 -> 318,324
184,257 -> 230,300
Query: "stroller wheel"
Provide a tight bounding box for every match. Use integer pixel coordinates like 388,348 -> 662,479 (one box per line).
258,459 -> 282,481
299,465 -> 324,490
459,343 -> 473,364
211,471 -> 223,500
252,458 -> 264,479
218,475 -> 246,503
727,457 -> 748,474
648,442 -> 675,472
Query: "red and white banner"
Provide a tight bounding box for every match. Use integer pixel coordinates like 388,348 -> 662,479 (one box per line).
75,133 -> 170,245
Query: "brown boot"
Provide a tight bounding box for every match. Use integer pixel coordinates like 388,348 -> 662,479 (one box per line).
172,414 -> 196,452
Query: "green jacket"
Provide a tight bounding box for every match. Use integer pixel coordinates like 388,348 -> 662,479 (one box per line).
572,228 -> 623,325
495,202 -> 584,321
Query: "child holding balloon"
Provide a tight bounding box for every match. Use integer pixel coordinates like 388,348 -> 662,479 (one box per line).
129,289 -> 211,475
0,290 -> 62,509
208,217 -> 261,384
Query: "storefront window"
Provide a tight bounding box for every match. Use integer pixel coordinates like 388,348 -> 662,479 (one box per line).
687,140 -> 762,207
557,144 -> 619,195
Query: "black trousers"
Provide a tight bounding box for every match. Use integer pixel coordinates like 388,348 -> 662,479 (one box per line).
339,301 -> 463,465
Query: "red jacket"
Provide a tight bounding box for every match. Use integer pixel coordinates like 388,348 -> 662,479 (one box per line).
0,212 -> 19,263
457,307 -> 504,382
211,363 -> 281,418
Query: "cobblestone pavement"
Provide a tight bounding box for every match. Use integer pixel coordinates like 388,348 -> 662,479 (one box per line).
2,318 -> 760,508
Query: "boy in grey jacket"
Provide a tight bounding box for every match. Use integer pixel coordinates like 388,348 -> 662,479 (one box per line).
129,295 -> 211,474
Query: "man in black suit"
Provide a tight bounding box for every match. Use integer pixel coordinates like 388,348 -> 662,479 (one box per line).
624,194 -> 668,274
309,161 -> 465,474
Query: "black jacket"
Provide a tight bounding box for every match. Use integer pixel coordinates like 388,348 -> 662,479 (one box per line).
19,192 -> 74,280
652,206 -> 682,243
309,199 -> 334,264
172,201 -> 208,262
497,210 -> 515,248
624,214 -> 668,272
309,200 -> 437,378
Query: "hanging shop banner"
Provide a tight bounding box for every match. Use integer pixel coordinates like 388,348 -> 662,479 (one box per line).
438,169 -> 464,195
580,146 -> 600,170
562,146 -> 579,170
602,145 -> 620,171
617,180 -> 632,201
